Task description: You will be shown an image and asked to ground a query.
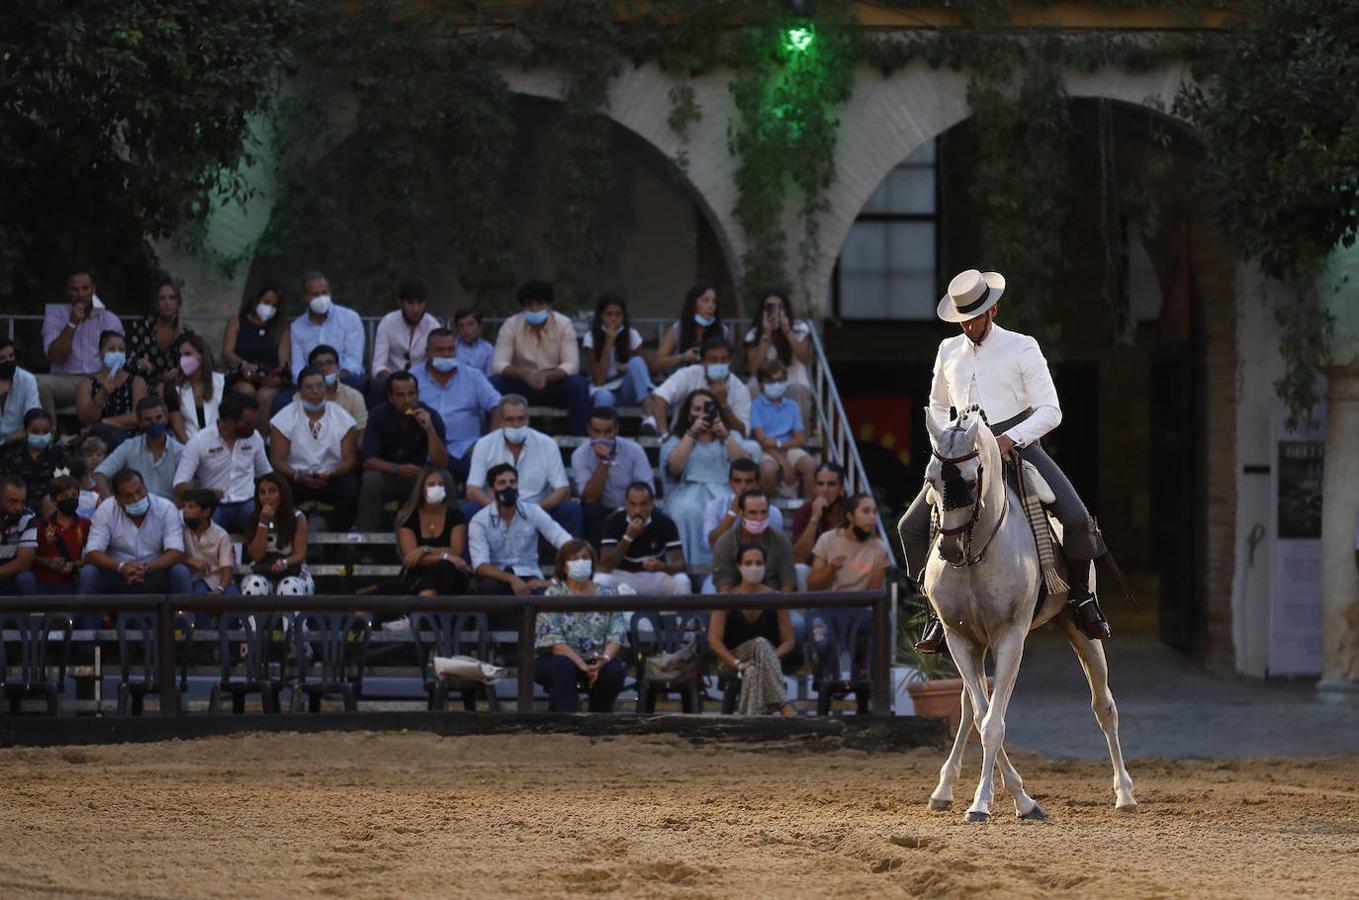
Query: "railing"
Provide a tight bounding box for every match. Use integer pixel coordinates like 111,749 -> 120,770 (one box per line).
0,590 -> 894,718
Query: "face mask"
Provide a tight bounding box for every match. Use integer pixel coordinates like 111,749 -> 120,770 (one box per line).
503,425 -> 529,445
123,497 -> 150,517
103,351 -> 126,373
183,516 -> 202,531
694,313 -> 716,327
566,558 -> 594,581
431,356 -> 458,373
524,309 -> 549,326
302,398 -> 326,414
255,303 -> 277,323
27,433 -> 52,450
706,363 -> 729,381
144,421 -> 169,440
425,485 -> 446,505
740,564 -> 766,585
322,372 -> 338,387
0,509 -> 17,525
591,437 -> 616,453
56,497 -> 79,517
742,516 -> 770,534
179,354 -> 200,376
852,525 -> 873,542
763,381 -> 788,400
309,294 -> 333,316
495,487 -> 519,507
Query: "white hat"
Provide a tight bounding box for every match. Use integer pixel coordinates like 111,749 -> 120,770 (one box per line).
937,269 -> 1005,323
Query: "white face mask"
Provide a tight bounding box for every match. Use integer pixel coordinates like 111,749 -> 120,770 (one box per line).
309,294 -> 333,316
566,558 -> 593,581
255,303 -> 277,323
425,484 -> 446,504
740,564 -> 766,584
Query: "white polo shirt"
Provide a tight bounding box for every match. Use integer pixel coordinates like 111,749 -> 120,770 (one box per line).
466,427 -> 568,504
652,364 -> 752,429
173,425 -> 272,503
86,495 -> 184,564
270,399 -> 357,474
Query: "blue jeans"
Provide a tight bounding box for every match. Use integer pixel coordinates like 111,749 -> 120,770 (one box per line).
79,564 -> 194,595
214,500 -> 255,534
534,653 -> 625,712
590,356 -> 653,410
0,571 -> 39,595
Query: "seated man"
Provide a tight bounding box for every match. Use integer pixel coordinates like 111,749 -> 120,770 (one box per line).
269,366 -> 361,531
38,265 -> 125,420
570,406 -> 652,546
468,463 -> 571,596
0,338 -> 42,444
751,359 -> 816,496
702,458 -> 785,551
301,344 -> 368,429
413,327 -> 501,482
596,481 -> 691,596
80,468 -> 192,595
711,490 -> 797,593
370,277 -> 440,403
454,307 -> 494,377
180,488 -> 239,595
0,476 -> 39,595
94,396 -> 183,501
357,371 -> 449,532
489,280 -> 591,436
643,338 -> 759,458
466,394 -> 582,537
173,392 -> 272,534
288,271 -> 366,392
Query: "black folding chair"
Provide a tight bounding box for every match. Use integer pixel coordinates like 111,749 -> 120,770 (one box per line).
410,611 -> 500,712
804,608 -> 873,716
630,611 -> 703,714
0,612 -> 72,715
289,611 -> 372,713
114,610 -> 195,716
210,612 -> 287,714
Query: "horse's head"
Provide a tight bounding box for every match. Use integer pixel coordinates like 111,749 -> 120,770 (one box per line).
925,410 -> 985,564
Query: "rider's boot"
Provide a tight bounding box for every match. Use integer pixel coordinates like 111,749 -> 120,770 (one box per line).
1065,557 -> 1111,640
912,571 -> 947,654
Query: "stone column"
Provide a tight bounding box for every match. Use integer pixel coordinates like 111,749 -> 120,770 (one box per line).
1318,363 -> 1359,703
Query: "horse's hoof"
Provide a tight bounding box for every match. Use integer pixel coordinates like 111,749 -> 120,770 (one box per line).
1115,802 -> 1139,813
928,798 -> 952,811
965,811 -> 990,823
1018,804 -> 1049,822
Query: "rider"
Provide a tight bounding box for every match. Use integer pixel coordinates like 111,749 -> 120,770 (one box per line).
901,269 -> 1111,651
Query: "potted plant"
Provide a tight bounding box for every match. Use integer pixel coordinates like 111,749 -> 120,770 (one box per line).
897,591 -> 982,737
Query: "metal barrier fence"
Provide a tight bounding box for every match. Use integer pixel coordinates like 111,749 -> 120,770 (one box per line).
0,589 -> 893,718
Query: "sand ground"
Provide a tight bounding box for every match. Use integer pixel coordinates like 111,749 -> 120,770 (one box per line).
2,732 -> 1357,898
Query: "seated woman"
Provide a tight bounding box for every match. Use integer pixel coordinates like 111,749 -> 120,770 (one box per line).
660,388 -> 751,565
582,294 -> 652,409
651,282 -> 732,378
743,288 -> 813,424
534,540 -> 627,713
167,333 -> 226,443
127,277 -> 191,397
395,467 -> 472,597
75,330 -> 147,452
807,493 -> 890,593
223,281 -> 291,428
239,473 -> 313,596
32,475 -> 90,595
0,408 -> 69,515
707,543 -> 797,717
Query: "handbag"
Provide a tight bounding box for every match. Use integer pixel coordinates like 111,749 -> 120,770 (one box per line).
644,638 -> 701,683
433,655 -> 506,684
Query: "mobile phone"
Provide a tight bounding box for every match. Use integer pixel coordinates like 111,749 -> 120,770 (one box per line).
765,300 -> 779,317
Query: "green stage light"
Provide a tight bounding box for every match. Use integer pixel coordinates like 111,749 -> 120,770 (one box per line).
785,26 -> 814,53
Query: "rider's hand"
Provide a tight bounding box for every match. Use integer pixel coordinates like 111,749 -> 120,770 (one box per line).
996,435 -> 1016,457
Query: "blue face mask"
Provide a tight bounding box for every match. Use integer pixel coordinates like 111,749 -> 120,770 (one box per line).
431,357 -> 458,373
103,351 -> 126,373
27,432 -> 52,450
503,425 -> 529,445
123,497 -> 150,517
694,314 -> 715,328
763,380 -> 788,400
524,309 -> 550,326
322,372 -> 338,386
302,398 -> 326,414
706,363 -> 730,382
144,421 -> 169,440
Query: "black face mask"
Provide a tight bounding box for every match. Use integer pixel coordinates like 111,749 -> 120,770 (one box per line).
0,509 -> 19,525
56,498 -> 79,517
852,525 -> 873,542
495,487 -> 519,507
0,360 -> 17,381
184,516 -> 202,531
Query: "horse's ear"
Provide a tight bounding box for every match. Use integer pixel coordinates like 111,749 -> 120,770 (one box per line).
964,415 -> 981,447
924,407 -> 944,446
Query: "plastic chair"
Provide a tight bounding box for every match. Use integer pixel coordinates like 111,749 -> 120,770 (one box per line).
0,612 -> 72,715
410,611 -> 500,712
289,611 -> 372,713
210,612 -> 287,714
803,608 -> 873,716
114,611 -> 195,716
630,611 -> 703,714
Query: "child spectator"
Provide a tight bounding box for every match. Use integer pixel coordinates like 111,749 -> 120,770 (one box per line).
454,307 -> 494,378
33,476 -> 89,595
181,488 -> 239,595
751,359 -> 816,497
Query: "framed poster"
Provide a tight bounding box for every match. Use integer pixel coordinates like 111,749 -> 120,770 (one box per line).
1268,404 -> 1325,676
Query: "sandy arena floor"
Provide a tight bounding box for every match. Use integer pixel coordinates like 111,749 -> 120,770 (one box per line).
2,732 -> 1357,898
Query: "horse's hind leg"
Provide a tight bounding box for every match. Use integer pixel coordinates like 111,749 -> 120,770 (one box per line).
1060,616 -> 1137,809
928,680 -> 973,811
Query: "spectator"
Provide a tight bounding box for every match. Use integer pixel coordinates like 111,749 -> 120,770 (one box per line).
643,339 -> 756,455
371,278 -> 440,401
582,294 -> 652,410
751,359 -> 816,497
173,392 -> 271,534
490,280 -> 590,436
222,280 -> 291,422
466,395 -> 582,537
77,434 -> 107,474
395,467 -> 471,596
712,490 -> 796,593
792,461 -> 847,566
303,344 -> 368,430
536,540 -> 626,712
707,545 -> 797,717
412,327 -> 501,483
69,458 -> 102,518
702,458 -> 786,563
570,406 -> 652,545
808,493 -> 890,592
357,371 -> 449,533
38,265 -> 125,421
180,488 -> 239,595
652,281 -> 732,377
468,463 -> 571,596
0,338 -> 43,444
268,365 -> 361,531
80,469 -> 192,595
166,333 -> 225,443
127,275 -> 191,394
659,388 -> 751,563
454,307 -> 494,377
0,476 -> 39,595
743,288 -> 813,423
75,330 -> 146,451
288,271 -> 366,391
0,409 -> 69,508
94,396 -> 183,501
596,482 -> 691,596
238,473 -> 313,596
33,476 -> 89,595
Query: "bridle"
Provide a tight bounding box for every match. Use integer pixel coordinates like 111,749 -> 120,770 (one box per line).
930,444 -> 1007,567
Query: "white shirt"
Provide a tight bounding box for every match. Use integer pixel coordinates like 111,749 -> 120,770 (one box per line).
173,425 -> 272,503
466,428 -> 568,505
581,327 -> 643,385
86,494 -> 185,564
371,310 -> 440,377
174,372 -> 226,441
652,364 -> 753,430
270,399 -> 358,474
928,323 -> 1061,447
744,320 -> 812,386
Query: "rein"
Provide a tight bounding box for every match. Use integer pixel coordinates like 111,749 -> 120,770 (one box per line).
930,446 -> 1008,567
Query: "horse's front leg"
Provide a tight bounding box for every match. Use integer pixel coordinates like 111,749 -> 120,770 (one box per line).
964,629 -> 1026,823
944,635 -> 996,822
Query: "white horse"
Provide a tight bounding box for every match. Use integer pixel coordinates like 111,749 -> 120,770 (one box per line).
910,409 -> 1136,822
